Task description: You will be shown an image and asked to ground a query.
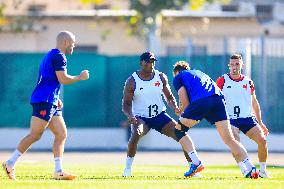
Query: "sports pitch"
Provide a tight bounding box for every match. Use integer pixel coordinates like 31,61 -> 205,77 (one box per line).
1,152 -> 284,189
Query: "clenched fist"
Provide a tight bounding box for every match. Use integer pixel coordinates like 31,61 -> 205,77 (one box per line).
79,70 -> 89,80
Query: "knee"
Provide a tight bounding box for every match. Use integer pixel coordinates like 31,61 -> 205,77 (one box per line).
174,128 -> 187,142
128,133 -> 140,145
257,135 -> 267,146
222,135 -> 236,146
29,133 -> 43,142
55,132 -> 67,142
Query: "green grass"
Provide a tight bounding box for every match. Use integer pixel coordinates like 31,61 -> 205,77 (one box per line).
1,163 -> 284,189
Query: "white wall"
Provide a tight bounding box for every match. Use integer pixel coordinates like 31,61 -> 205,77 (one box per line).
0,128 -> 283,152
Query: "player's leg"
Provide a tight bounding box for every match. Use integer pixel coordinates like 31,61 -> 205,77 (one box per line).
230,125 -> 241,161
174,118 -> 204,177
3,103 -> 50,180
245,125 -> 269,178
161,120 -> 203,177
230,125 -> 249,175
175,101 -> 206,177
48,114 -> 76,180
208,95 -> 258,178
123,119 -> 150,177
160,120 -> 192,162
215,120 -> 258,178
127,121 -> 150,157
231,126 -> 241,142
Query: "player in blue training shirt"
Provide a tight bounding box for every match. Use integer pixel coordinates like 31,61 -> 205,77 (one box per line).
172,61 -> 259,179
2,31 -> 89,181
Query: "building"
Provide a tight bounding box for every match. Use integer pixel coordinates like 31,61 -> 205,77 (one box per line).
0,0 -> 284,55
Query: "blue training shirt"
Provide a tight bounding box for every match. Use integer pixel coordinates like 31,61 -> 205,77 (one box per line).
30,48 -> 67,105
173,69 -> 223,103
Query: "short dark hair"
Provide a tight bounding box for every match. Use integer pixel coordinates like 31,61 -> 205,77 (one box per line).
173,61 -> 190,73
230,53 -> 243,60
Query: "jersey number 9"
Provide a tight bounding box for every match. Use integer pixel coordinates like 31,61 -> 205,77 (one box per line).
234,106 -> 240,118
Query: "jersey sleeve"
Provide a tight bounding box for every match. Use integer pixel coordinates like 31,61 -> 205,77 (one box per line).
216,76 -> 225,90
52,53 -> 67,71
173,73 -> 183,91
249,80 -> 255,95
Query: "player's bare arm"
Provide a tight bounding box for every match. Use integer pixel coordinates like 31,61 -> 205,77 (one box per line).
122,77 -> 138,125
252,94 -> 269,136
177,86 -> 190,111
56,70 -> 89,85
160,73 -> 181,115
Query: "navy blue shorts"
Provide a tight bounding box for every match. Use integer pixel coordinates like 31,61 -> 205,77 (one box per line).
138,111 -> 174,133
181,95 -> 229,125
230,117 -> 258,134
31,102 -> 62,122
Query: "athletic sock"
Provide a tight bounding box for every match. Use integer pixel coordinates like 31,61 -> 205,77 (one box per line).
238,161 -> 247,175
54,157 -> 63,173
7,149 -> 22,167
188,150 -> 201,165
259,162 -> 267,172
125,156 -> 134,169
242,158 -> 254,170
188,162 -> 192,167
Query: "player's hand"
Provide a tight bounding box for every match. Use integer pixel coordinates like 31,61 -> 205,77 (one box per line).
260,122 -> 269,136
58,99 -> 63,109
128,116 -> 138,125
174,107 -> 182,116
79,70 -> 89,80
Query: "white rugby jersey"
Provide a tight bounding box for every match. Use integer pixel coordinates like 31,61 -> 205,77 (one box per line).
221,74 -> 254,119
132,70 -> 166,118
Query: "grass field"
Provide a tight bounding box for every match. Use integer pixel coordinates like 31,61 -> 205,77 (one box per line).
1,163 -> 284,189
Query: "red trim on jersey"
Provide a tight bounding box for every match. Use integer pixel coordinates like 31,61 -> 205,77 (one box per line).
216,76 -> 225,90
249,80 -> 255,95
228,74 -> 245,82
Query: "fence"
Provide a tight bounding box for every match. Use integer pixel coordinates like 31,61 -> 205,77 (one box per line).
0,52 -> 283,133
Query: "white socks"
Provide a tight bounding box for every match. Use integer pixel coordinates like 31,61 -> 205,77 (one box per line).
7,149 -> 22,167
242,158 -> 254,170
259,162 -> 266,172
188,150 -> 200,165
188,162 -> 192,167
54,157 -> 63,173
238,161 -> 247,175
125,156 -> 134,169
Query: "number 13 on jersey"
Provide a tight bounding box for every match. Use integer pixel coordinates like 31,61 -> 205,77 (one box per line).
148,104 -> 159,117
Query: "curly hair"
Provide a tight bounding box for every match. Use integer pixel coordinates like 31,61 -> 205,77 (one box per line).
173,61 -> 190,73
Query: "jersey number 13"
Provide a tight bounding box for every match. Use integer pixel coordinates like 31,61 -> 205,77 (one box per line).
148,104 -> 159,117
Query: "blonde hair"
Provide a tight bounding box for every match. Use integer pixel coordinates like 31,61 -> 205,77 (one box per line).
173,61 -> 190,73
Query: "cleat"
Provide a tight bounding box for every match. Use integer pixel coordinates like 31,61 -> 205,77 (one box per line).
245,167 -> 259,179
2,162 -> 16,180
259,170 -> 271,178
184,162 -> 204,177
122,168 -> 131,177
192,172 -> 203,178
54,171 -> 77,180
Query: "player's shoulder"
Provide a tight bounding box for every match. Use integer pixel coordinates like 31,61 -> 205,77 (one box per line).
157,70 -> 166,77
49,49 -> 66,61
126,74 -> 135,83
243,75 -> 253,81
124,75 -> 135,89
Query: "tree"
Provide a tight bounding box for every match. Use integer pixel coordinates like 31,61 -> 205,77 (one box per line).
79,0 -> 231,50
